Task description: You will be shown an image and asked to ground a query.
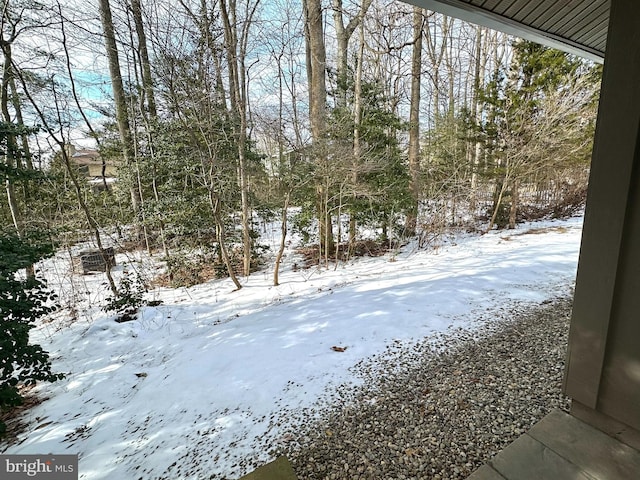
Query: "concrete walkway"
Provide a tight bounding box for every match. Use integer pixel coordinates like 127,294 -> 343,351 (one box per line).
468,409 -> 640,480
238,456 -> 297,480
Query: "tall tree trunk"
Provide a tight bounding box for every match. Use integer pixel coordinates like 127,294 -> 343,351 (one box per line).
425,13 -> 446,123
130,0 -> 157,119
469,26 -> 485,214
98,0 -> 143,239
0,36 -> 36,279
444,17 -> 456,118
220,0 -> 256,277
8,79 -> 37,279
130,0 -> 168,255
304,0 -> 334,259
1,40 -> 21,233
9,78 -> 32,170
406,7 -> 424,236
349,19 -> 365,251
331,0 -> 372,107
273,42 -> 288,285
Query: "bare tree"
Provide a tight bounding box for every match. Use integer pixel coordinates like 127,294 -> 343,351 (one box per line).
98,0 -> 145,243
0,20 -> 22,239
129,0 -> 157,119
220,0 -> 261,276
405,6 -> 424,235
304,0 -> 334,260
332,0 -> 373,107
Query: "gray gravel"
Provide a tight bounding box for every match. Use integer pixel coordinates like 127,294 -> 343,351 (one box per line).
274,295 -> 573,480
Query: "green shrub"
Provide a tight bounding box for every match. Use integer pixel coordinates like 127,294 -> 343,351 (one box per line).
0,230 -> 64,437
102,270 -> 147,322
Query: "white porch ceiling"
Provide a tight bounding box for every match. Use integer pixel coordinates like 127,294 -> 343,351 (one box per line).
409,0 -> 609,62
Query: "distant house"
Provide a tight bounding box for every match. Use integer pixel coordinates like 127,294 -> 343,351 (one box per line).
67,144 -> 117,190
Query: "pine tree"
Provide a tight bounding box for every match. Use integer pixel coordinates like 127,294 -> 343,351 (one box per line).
328,77 -> 411,246
479,40 -> 598,229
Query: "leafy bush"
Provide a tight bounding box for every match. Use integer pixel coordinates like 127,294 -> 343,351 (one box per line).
102,271 -> 147,322
0,230 -> 64,437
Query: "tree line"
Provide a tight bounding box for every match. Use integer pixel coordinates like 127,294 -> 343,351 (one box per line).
1,0 -> 600,286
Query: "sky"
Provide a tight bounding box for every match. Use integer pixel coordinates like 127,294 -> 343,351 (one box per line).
2,213 -> 583,479
5,0 -> 502,156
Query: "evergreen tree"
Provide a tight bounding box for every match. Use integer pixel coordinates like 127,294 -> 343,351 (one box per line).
423,108 -> 477,226
479,40 -> 598,229
327,77 -> 411,245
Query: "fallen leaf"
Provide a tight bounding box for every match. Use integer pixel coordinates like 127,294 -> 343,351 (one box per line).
331,346 -> 347,352
405,448 -> 419,457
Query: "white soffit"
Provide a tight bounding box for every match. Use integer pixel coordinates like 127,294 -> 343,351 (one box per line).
409,0 -> 609,63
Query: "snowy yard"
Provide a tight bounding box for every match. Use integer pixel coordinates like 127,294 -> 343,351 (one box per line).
2,215 -> 583,479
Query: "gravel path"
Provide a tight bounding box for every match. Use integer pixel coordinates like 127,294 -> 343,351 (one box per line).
275,295 -> 573,480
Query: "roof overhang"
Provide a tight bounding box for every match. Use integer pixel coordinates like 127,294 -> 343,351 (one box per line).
407,0 -> 608,63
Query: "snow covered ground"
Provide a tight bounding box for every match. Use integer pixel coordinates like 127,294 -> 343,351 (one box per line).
3,215 -> 584,479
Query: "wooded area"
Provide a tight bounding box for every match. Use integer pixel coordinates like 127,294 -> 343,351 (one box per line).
0,0 -> 600,291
